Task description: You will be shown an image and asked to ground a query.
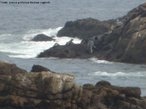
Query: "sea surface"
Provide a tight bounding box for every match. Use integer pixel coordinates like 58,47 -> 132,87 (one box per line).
0,0 -> 146,95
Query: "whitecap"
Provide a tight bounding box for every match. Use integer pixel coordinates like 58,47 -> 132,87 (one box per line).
89,57 -> 112,64
0,34 -> 13,40
54,36 -> 81,45
23,27 -> 63,41
89,71 -> 144,77
0,27 -> 82,58
0,41 -> 55,58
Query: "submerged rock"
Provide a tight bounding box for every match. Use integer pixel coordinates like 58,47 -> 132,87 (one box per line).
31,34 -> 55,41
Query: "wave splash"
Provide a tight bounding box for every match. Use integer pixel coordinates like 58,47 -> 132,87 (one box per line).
89,71 -> 145,77
0,27 -> 81,58
23,27 -> 62,41
89,57 -> 112,64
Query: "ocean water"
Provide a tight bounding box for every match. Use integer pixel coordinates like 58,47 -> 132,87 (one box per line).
0,0 -> 146,95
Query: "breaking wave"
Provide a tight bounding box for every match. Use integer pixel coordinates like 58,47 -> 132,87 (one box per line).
89,57 -> 112,64
0,27 -> 81,58
89,71 -> 145,77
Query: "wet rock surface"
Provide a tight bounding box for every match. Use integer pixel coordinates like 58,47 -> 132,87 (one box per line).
57,18 -> 117,40
0,61 -> 146,109
38,43 -> 96,58
39,3 -> 146,64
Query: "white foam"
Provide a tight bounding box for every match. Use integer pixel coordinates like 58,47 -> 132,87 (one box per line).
89,71 -> 144,77
0,41 -> 55,58
54,36 -> 81,45
23,27 -> 63,41
0,34 -> 12,37
0,34 -> 12,40
0,27 -> 82,58
89,57 -> 112,64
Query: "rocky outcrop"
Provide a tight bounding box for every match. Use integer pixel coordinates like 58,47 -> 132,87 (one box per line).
0,61 -> 26,75
38,3 -> 146,64
57,18 -> 117,40
0,62 -> 146,109
31,34 -> 55,41
109,3 -> 146,64
38,43 -> 96,58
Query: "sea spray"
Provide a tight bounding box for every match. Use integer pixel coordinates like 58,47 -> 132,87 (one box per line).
0,27 -> 81,58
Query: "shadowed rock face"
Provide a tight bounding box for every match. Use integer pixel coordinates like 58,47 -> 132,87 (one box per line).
57,18 -> 117,40
38,3 -> 146,64
0,61 -> 146,109
38,43 -> 96,58
108,3 -> 146,64
31,65 -> 51,72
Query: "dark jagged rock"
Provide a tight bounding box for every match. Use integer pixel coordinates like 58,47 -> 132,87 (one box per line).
31,65 -> 51,72
37,43 -> 97,58
0,62 -> 146,109
57,18 -> 117,40
39,3 -> 146,64
31,34 -> 55,41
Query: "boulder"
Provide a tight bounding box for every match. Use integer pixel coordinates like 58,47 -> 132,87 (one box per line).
31,34 -> 55,41
57,18 -> 117,40
35,71 -> 75,95
31,64 -> 51,72
95,80 -> 111,88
